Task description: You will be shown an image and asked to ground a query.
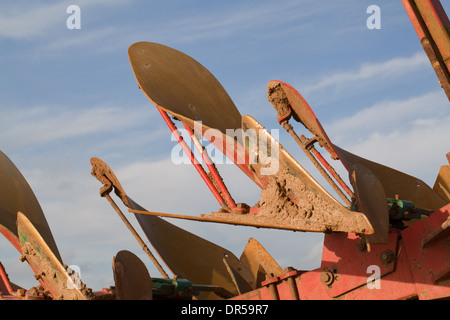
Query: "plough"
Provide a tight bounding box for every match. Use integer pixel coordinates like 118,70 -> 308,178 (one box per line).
1,0 -> 449,300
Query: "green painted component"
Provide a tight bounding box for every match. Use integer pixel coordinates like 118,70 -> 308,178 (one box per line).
19,232 -> 28,243
387,198 -> 433,220
150,278 -> 227,299
151,278 -> 198,299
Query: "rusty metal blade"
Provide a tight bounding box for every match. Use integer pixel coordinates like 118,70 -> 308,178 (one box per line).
0,151 -> 61,262
17,211 -> 93,300
90,157 -> 246,298
267,80 -> 339,159
240,115 -> 374,235
433,163 -> 450,203
134,116 -> 374,235
128,42 -> 262,187
267,80 -> 354,206
128,41 -> 242,134
223,254 -> 255,294
113,250 -> 153,300
129,198 -> 243,298
402,0 -> 450,101
334,145 -> 447,212
239,238 -> 284,283
349,164 -> 389,244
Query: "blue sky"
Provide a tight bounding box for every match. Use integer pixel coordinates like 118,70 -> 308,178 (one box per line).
1,0 -> 450,291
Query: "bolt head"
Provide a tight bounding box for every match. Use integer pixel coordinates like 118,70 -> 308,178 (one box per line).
320,269 -> 334,286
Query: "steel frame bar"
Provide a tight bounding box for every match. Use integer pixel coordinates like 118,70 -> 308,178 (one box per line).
157,107 -> 228,209
104,193 -> 170,279
0,261 -> 14,294
280,120 -> 353,207
231,204 -> 450,300
301,134 -> 354,199
402,0 -> 450,100
182,122 -> 248,213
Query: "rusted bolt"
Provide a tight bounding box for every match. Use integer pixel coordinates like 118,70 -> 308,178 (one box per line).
34,272 -> 45,281
380,249 -> 395,265
356,239 -> 367,252
320,268 -> 335,286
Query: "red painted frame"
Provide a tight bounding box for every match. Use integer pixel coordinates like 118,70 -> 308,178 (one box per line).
232,204 -> 449,300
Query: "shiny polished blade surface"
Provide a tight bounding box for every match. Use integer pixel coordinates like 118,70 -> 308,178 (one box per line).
130,198 -> 243,298
90,157 -> 243,298
128,42 -> 263,186
433,164 -> 450,202
239,237 -> 284,282
350,164 -> 389,244
335,146 -> 447,211
128,42 -> 242,134
17,212 -> 92,300
113,250 -> 153,300
0,151 -> 61,261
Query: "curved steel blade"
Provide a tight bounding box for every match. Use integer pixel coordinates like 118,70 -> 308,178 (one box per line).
148,115 -> 373,235
128,41 -> 262,187
350,164 -> 389,244
433,163 -> 450,202
335,145 -> 447,212
128,41 -> 242,134
267,80 -> 339,159
223,115 -> 374,235
113,250 -> 153,300
17,212 -> 93,300
129,198 -> 245,298
90,157 -> 247,298
239,238 -> 284,283
0,151 -> 61,262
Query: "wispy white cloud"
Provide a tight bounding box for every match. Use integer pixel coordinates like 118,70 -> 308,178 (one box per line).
302,52 -> 429,95
43,27 -> 120,52
327,90 -> 447,141
0,0 -> 135,40
0,2 -> 66,39
325,90 -> 450,185
167,0 -> 319,43
0,104 -> 154,149
3,0 -> 447,293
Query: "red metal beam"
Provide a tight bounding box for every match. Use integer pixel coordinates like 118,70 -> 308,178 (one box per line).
402,0 -> 450,100
157,107 -> 228,209
231,204 -> 450,300
182,122 -> 248,213
0,262 -> 14,295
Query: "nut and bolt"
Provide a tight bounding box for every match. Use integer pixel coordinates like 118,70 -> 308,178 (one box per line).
320,268 -> 337,287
